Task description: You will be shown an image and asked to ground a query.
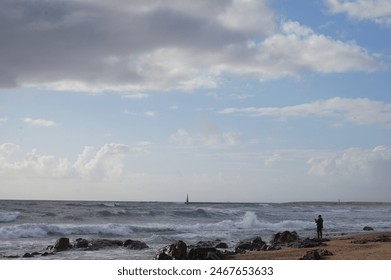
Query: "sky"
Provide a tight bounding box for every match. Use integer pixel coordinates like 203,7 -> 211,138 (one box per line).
1,0 -> 391,202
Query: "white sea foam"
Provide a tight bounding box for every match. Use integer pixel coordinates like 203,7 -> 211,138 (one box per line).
156,211 -> 315,233
0,211 -> 20,223
0,223 -> 136,239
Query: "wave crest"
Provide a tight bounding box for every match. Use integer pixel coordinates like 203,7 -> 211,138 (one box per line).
0,211 -> 20,223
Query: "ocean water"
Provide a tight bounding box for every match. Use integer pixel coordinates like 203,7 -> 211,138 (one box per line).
1,200 -> 391,260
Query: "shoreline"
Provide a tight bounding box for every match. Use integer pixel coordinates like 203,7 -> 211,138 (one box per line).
233,231 -> 391,260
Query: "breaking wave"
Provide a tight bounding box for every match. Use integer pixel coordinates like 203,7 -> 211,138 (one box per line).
0,211 -> 20,223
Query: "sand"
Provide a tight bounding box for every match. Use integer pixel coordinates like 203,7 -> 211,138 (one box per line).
233,232 -> 391,260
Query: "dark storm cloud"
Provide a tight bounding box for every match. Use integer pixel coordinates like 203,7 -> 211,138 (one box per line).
0,0 -> 254,91
0,0 -> 381,92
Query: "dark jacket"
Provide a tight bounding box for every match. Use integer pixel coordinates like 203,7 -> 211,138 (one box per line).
316,217 -> 323,230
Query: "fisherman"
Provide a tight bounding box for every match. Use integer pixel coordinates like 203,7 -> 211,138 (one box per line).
315,215 -> 324,240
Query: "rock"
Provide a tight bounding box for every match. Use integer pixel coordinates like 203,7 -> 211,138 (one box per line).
289,238 -> 323,248
22,253 -> 34,258
54,237 -> 71,251
352,234 -> 391,244
168,240 -> 188,260
271,231 -> 300,244
318,249 -> 333,258
154,240 -> 188,260
188,247 -> 226,260
299,249 -> 333,260
74,238 -> 89,248
215,242 -> 229,249
88,239 -> 123,250
196,240 -> 229,249
300,250 -> 321,260
363,226 -> 374,231
235,236 -> 266,253
124,239 -> 149,250
6,255 -> 20,259
154,252 -> 173,260
154,239 -> 230,260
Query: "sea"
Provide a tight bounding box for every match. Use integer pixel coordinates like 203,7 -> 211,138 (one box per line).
1,200 -> 391,260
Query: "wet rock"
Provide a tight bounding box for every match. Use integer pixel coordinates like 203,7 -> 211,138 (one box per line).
169,240 -> 188,260
154,240 -> 188,260
271,231 -> 300,244
6,255 -> 20,259
196,240 -> 228,249
74,238 -> 89,248
88,239 -> 124,250
215,242 -> 229,249
124,239 -> 149,250
363,226 -> 374,231
154,252 -> 173,260
54,237 -> 71,251
22,253 -> 34,258
235,236 -> 266,253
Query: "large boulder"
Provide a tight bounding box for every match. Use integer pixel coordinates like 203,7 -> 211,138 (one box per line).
271,231 -> 300,244
54,237 -> 71,251
154,240 -> 188,260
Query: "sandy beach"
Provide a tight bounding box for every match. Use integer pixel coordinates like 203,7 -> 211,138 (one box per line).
233,232 -> 391,260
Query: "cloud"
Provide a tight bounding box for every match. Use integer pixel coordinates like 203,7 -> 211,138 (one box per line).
144,111 -> 156,117
0,142 -> 149,181
324,0 -> 391,26
23,117 -> 57,127
169,124 -> 241,149
307,146 -> 391,189
0,117 -> 8,124
219,97 -> 391,128
0,142 -> 20,157
242,21 -> 382,79
0,1 -> 382,93
122,93 -> 150,100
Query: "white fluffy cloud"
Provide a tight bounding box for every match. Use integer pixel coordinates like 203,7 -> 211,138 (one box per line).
219,97 -> 391,128
308,146 -> 391,188
0,143 -> 149,181
23,117 -> 57,127
169,125 -> 241,149
0,0 -> 382,92
324,0 -> 391,26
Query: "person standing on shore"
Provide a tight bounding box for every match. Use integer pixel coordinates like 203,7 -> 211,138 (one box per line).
315,215 -> 323,240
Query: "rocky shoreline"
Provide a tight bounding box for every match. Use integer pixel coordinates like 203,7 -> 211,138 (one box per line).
0,230 -> 331,260
3,229 -> 390,260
